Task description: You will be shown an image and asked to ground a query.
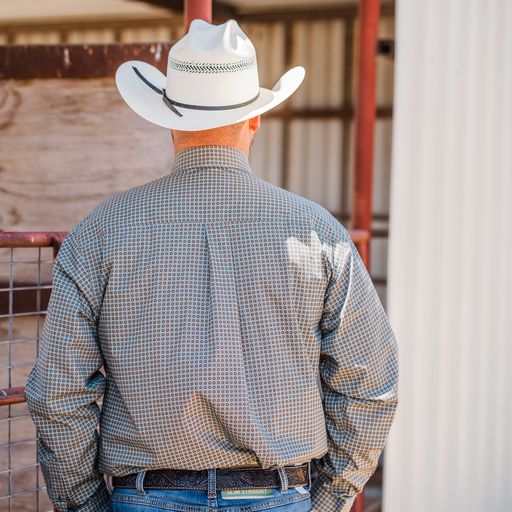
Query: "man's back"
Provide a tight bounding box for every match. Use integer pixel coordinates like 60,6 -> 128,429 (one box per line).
95,144 -> 334,473
26,145 -> 398,511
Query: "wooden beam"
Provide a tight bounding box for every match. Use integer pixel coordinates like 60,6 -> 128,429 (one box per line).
0,17 -> 179,35
130,0 -> 395,21
131,0 -> 183,11
131,0 -> 238,22
0,43 -> 173,79
266,106 -> 393,120
237,3 -> 394,22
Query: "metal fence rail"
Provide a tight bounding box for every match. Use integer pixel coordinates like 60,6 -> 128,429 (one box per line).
0,228 -> 368,511
0,232 -> 66,512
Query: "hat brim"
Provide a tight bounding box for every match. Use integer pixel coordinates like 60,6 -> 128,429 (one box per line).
115,60 -> 305,131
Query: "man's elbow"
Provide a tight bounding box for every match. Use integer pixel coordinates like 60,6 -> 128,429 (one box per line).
25,368 -> 51,417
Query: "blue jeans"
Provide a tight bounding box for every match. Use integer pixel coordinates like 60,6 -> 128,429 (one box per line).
110,467 -> 312,512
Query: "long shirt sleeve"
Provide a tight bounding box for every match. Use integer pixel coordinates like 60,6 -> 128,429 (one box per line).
309,230 -> 399,511
25,218 -> 111,512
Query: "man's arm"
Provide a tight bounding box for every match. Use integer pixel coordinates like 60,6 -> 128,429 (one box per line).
309,228 -> 399,512
25,219 -> 110,512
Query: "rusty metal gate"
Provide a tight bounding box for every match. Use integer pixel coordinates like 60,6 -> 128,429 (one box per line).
0,233 -> 65,511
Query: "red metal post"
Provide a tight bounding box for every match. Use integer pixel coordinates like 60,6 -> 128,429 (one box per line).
352,0 -> 381,272
184,0 -> 212,31
351,1 -> 381,510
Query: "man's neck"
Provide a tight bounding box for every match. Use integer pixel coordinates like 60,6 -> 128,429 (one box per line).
171,124 -> 254,156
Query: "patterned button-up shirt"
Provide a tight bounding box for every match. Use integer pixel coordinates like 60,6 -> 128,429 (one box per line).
25,145 -> 399,512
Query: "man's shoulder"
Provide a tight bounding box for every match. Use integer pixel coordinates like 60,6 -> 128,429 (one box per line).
68,175 -> 170,237
258,178 -> 351,244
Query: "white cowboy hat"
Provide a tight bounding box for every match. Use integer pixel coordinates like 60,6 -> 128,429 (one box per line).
115,18 -> 305,131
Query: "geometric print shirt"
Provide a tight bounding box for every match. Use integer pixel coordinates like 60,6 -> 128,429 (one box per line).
25,145 -> 399,512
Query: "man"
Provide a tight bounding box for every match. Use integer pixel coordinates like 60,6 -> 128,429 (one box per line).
25,19 -> 398,512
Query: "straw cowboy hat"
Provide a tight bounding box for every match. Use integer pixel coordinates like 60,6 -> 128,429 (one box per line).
115,18 -> 305,131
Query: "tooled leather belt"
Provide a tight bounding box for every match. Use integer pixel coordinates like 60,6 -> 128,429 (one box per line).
112,462 -> 310,490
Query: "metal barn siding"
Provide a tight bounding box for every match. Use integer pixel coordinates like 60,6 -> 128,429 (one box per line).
287,20 -> 345,212
1,13 -> 395,297
248,18 -> 393,215
384,1 -> 512,511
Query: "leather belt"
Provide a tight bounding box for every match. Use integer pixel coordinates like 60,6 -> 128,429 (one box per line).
112,462 -> 310,491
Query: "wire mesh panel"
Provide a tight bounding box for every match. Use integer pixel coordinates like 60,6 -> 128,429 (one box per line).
0,236 -> 65,512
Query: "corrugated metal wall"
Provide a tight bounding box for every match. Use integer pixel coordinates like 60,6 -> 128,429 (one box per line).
0,13 -> 394,304
384,1 -> 512,511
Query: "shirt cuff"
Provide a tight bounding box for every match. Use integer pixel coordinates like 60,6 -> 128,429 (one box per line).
309,468 -> 358,512
53,483 -> 111,512
311,492 -> 356,512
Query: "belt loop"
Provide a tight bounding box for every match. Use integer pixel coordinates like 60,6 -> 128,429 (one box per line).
105,474 -> 113,495
207,468 -> 216,499
277,467 -> 289,493
136,470 -> 147,495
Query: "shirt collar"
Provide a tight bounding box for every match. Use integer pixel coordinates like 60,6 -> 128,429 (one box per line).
170,145 -> 253,176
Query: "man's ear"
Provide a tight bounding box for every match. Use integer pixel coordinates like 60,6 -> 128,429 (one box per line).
248,116 -> 261,134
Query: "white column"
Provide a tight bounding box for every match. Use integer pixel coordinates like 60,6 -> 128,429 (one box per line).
384,1 -> 512,512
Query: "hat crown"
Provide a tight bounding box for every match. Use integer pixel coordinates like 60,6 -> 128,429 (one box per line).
171,19 -> 255,62
165,19 -> 260,107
